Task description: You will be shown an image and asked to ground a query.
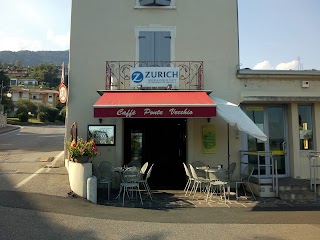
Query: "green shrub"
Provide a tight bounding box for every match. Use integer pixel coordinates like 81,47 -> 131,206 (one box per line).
18,112 -> 28,122
46,107 -> 59,122
56,107 -> 66,122
16,99 -> 37,115
38,112 -> 47,122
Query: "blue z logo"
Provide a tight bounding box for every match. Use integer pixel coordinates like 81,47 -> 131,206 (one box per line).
131,71 -> 144,83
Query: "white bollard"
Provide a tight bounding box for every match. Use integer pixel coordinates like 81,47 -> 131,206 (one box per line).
87,176 -> 97,204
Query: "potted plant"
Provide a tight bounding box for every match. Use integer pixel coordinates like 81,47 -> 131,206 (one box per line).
67,137 -> 99,163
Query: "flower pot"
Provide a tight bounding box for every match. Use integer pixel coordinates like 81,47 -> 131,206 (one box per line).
68,161 -> 92,198
72,156 -> 90,163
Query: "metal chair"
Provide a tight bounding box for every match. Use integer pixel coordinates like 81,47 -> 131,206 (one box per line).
138,163 -> 154,199
119,167 -> 143,206
236,164 -> 256,201
140,162 -> 149,176
206,170 -> 229,203
98,161 -> 113,180
92,165 -> 112,200
191,161 -> 207,178
228,162 -> 236,180
189,164 -> 210,199
182,162 -> 194,196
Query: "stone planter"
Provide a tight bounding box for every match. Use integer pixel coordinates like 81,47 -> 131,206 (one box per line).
68,161 -> 92,198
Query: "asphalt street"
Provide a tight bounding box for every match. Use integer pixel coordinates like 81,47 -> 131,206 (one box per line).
1,125 -> 320,239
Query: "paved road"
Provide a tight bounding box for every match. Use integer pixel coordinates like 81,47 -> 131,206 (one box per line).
0,125 -> 70,197
1,125 -> 320,239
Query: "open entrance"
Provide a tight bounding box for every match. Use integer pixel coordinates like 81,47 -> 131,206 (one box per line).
124,118 -> 187,189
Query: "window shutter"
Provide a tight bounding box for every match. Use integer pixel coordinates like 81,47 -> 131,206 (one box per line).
139,31 -> 155,65
154,31 -> 171,66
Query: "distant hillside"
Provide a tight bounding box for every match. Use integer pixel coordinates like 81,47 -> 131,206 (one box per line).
0,50 -> 69,66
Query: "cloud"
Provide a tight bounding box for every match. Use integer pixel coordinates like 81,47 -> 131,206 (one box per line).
275,60 -> 299,70
46,30 -> 70,50
0,36 -> 42,51
253,60 -> 299,70
253,60 -> 273,70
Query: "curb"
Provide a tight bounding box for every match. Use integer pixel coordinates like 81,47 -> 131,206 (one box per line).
0,125 -> 21,134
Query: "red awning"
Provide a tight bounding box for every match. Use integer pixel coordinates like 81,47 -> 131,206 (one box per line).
93,91 -> 216,118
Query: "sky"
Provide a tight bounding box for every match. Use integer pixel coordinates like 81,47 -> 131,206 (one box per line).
0,0 -> 319,70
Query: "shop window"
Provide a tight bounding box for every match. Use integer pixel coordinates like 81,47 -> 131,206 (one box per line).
298,105 -> 313,150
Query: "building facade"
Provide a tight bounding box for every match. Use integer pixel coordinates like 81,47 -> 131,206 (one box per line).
10,88 -> 59,107
68,0 -> 320,193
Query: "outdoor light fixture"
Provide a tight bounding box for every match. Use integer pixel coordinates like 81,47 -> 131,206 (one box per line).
99,118 -> 103,124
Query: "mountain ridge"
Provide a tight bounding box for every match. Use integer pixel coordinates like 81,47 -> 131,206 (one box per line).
0,50 -> 69,66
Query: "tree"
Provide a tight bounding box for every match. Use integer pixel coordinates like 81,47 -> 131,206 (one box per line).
0,70 -> 10,87
14,60 -> 22,69
29,64 -> 60,87
1,96 -> 14,114
0,70 -> 11,112
16,105 -> 29,122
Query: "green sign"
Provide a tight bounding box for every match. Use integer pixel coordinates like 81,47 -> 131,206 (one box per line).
202,124 -> 216,154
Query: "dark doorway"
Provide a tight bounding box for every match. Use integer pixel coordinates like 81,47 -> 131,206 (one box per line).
124,118 -> 187,189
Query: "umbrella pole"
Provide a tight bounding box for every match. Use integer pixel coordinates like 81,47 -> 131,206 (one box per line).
227,123 -> 230,180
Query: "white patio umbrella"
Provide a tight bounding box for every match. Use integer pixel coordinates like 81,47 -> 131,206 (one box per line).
209,94 -> 267,176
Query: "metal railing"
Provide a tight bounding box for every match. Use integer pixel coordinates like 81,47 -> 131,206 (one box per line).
240,151 -> 279,197
307,151 -> 320,196
105,61 -> 204,90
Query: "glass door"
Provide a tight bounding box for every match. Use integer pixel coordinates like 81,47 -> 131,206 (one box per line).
243,105 -> 289,178
268,106 -> 288,176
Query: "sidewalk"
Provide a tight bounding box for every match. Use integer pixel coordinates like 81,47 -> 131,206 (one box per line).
0,124 -> 20,134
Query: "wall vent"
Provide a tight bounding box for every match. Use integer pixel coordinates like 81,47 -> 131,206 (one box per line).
302,81 -> 309,88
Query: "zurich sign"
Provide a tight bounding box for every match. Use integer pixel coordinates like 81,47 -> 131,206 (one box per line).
131,71 -> 144,83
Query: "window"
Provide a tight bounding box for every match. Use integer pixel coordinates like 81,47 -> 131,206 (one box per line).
298,105 -> 313,150
140,0 -> 170,6
135,0 -> 175,8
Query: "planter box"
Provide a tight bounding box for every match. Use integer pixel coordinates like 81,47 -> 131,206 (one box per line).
68,161 -> 92,198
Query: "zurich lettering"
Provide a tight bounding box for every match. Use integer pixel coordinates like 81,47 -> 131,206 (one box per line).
117,109 -> 136,117
169,108 -> 193,115
145,71 -> 179,78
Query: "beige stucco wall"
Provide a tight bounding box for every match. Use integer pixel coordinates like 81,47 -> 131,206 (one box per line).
68,0 -> 240,168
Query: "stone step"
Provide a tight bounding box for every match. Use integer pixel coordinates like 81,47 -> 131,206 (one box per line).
279,185 -> 309,191
279,190 -> 316,200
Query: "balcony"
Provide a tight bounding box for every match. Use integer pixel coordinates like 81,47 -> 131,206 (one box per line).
105,61 -> 204,90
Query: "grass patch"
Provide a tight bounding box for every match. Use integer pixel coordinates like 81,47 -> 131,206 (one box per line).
7,118 -> 64,126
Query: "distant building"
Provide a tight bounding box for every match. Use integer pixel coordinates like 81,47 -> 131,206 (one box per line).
10,78 -> 39,87
5,69 -> 28,78
10,88 -> 59,107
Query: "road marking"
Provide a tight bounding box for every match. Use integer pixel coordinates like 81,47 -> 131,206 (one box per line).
15,151 -> 64,188
45,151 -> 64,173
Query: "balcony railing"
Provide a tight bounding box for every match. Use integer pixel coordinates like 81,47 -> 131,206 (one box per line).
106,61 -> 204,90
